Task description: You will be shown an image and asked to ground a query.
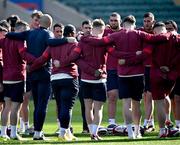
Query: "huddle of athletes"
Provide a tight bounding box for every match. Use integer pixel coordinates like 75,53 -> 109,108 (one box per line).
0,10 -> 179,141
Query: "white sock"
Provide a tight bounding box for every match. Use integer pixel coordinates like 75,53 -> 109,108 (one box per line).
57,119 -> 60,129
10,125 -> 17,138
59,127 -> 66,137
165,114 -> 171,121
143,119 -> 149,126
1,126 -> 7,136
127,124 -> 134,137
66,128 -> 72,135
159,128 -> 166,135
92,124 -> 98,135
175,120 -> 180,128
108,119 -> 116,125
20,117 -> 24,131
134,125 -> 140,136
34,131 -> 42,138
24,122 -> 29,130
149,119 -> 155,127
88,124 -> 93,134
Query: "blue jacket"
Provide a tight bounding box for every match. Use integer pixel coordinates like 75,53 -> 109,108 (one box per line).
7,27 -> 67,80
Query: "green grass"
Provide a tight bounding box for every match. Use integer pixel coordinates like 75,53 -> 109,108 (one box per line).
1,99 -> 180,144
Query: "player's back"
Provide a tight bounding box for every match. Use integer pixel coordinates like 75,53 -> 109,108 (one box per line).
0,38 -> 25,81
49,42 -> 78,77
111,29 -> 143,53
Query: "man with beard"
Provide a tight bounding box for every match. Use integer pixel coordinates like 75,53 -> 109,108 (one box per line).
104,13 -> 121,131
139,12 -> 155,132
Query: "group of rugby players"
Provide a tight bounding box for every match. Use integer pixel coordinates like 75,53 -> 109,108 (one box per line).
0,10 -> 179,141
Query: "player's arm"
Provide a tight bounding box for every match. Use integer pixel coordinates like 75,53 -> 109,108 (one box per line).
81,35 -> 113,46
47,38 -> 68,46
18,41 -> 36,63
29,48 -> 50,72
139,30 -> 168,43
106,46 -> 136,59
76,59 -> 103,78
47,37 -> 77,47
6,30 -> 29,40
119,45 -> 153,66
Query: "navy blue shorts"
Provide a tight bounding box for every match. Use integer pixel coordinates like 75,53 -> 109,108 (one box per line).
4,82 -> 24,103
144,67 -> 151,92
174,77 -> 180,96
52,78 -> 79,101
107,70 -> 119,91
169,88 -> 175,99
118,76 -> 144,101
81,81 -> 107,102
25,74 -> 31,92
51,78 -> 79,115
0,91 -> 4,102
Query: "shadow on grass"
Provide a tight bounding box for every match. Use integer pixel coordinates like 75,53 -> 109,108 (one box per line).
1,135 -> 180,144
21,131 -> 179,138
31,132 -> 158,138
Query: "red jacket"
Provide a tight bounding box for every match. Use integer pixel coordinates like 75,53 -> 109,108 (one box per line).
61,35 -> 108,80
177,35 -> 180,76
81,29 -> 168,76
30,42 -> 79,78
0,49 -> 2,82
0,38 -> 35,81
138,27 -> 153,66
103,28 -> 119,70
151,34 -> 180,81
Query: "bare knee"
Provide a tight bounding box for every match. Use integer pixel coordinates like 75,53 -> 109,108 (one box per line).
108,95 -> 117,103
11,102 -> 21,113
108,90 -> 118,102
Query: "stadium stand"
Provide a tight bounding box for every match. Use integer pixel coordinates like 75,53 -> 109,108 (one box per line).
59,0 -> 180,29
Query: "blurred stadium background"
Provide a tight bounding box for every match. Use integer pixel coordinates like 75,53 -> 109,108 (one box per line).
0,0 -> 180,30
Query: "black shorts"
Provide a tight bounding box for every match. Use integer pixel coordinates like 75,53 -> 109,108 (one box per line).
118,76 -> 144,101
4,82 -> 24,103
144,67 -> 151,92
81,81 -> 107,102
0,91 -> 4,102
169,88 -> 175,99
107,70 -> 119,91
25,74 -> 31,92
174,77 -> 180,96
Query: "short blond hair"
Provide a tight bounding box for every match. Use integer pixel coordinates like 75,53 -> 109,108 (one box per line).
31,10 -> 43,19
92,19 -> 105,28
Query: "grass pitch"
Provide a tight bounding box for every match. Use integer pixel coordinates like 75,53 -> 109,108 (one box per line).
0,99 -> 180,144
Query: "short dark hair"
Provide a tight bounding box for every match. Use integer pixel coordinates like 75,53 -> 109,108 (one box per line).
123,15 -> 136,24
153,21 -> 165,29
0,20 -> 10,32
53,23 -> 64,30
6,14 -> 20,28
144,12 -> 155,19
15,20 -> 29,31
164,20 -> 178,31
0,25 -> 8,32
82,20 -> 91,27
31,10 -> 43,19
92,19 -> 105,28
63,24 -> 76,37
110,12 -> 121,20
7,15 -> 20,31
